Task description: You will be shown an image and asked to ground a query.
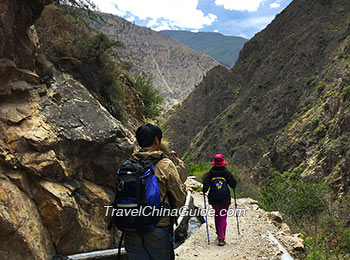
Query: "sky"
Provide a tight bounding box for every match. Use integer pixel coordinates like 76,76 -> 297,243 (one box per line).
93,0 -> 293,39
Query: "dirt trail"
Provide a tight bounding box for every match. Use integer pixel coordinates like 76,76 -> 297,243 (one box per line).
175,193 -> 300,260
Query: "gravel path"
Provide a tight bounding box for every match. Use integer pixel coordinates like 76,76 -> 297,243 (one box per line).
175,193 -> 294,260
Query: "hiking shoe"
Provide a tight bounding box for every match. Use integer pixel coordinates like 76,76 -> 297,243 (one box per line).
218,240 -> 226,246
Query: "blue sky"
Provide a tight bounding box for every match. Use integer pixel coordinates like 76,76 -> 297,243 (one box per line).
93,0 -> 293,39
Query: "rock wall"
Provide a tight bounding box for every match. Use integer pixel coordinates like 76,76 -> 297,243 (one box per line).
0,0 -> 136,258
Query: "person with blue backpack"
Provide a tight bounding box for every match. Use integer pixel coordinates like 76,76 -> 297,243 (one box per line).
203,154 -> 237,246
111,123 -> 186,260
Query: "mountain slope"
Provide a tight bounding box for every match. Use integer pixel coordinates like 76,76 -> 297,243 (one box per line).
165,0 -> 350,191
97,15 -> 219,108
160,30 -> 247,68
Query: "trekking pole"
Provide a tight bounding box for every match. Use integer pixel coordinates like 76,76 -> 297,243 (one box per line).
203,192 -> 210,244
233,188 -> 240,235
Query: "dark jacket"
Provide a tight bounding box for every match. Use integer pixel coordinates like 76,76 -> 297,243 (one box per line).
203,166 -> 237,205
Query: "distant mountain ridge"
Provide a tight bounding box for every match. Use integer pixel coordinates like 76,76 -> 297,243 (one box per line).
165,0 -> 350,186
96,14 -> 219,108
160,30 -> 247,68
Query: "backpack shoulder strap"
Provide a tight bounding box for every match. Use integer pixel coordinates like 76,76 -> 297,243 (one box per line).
146,155 -> 166,172
152,155 -> 165,165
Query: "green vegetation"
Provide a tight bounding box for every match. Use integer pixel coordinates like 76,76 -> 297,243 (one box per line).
279,146 -> 288,155
226,112 -> 234,119
315,82 -> 326,93
341,86 -> 350,100
301,105 -> 311,114
315,124 -> 327,135
293,112 -> 300,119
303,235 -> 340,260
257,81 -> 272,90
311,117 -> 320,128
341,228 -> 350,254
304,130 -> 311,136
259,168 -> 350,259
323,89 -> 335,99
265,134 -> 272,143
306,76 -> 317,87
338,50 -> 346,59
253,103 -> 261,111
226,165 -> 255,199
342,228 -> 350,254
134,72 -> 164,119
36,4 -> 130,121
234,119 -> 240,126
59,0 -> 104,27
37,4 -> 164,122
230,146 -> 240,155
188,161 -> 212,181
259,168 -> 327,222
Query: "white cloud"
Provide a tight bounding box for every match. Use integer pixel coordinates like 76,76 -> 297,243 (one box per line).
270,2 -> 280,8
93,0 -> 125,16
191,29 -> 199,33
234,15 -> 275,29
94,0 -> 217,30
215,0 -> 266,12
228,15 -> 275,38
146,19 -> 158,28
152,21 -> 172,31
214,29 -> 219,32
126,16 -> 135,22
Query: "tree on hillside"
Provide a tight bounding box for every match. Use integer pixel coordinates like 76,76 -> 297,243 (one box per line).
134,72 -> 164,119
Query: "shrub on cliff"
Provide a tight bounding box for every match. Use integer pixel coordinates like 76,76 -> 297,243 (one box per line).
35,4 -> 128,121
134,72 -> 164,119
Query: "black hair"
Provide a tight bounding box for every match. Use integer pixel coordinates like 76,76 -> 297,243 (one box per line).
136,123 -> 162,148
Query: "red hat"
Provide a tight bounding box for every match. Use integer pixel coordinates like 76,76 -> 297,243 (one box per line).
211,154 -> 228,167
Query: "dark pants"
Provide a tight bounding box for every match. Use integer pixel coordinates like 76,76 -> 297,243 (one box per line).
124,227 -> 173,260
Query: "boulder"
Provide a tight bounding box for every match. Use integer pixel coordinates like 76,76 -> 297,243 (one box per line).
289,233 -> 304,251
0,69 -> 134,256
31,179 -> 114,255
185,178 -> 202,192
0,172 -> 55,260
267,211 -> 283,223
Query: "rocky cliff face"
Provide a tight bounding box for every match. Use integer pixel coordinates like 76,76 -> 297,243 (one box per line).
166,0 -> 350,191
0,0 -> 136,258
97,14 -> 219,109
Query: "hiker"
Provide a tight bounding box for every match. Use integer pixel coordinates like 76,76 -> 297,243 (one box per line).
122,123 -> 186,260
202,154 -> 237,246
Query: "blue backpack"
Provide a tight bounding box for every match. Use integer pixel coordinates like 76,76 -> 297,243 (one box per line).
209,177 -> 229,200
111,156 -> 166,232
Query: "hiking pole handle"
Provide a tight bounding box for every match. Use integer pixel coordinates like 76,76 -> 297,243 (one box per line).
233,188 -> 240,236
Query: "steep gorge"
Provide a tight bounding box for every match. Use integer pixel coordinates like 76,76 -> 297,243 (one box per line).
166,0 -> 350,192
2,0 -> 350,258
